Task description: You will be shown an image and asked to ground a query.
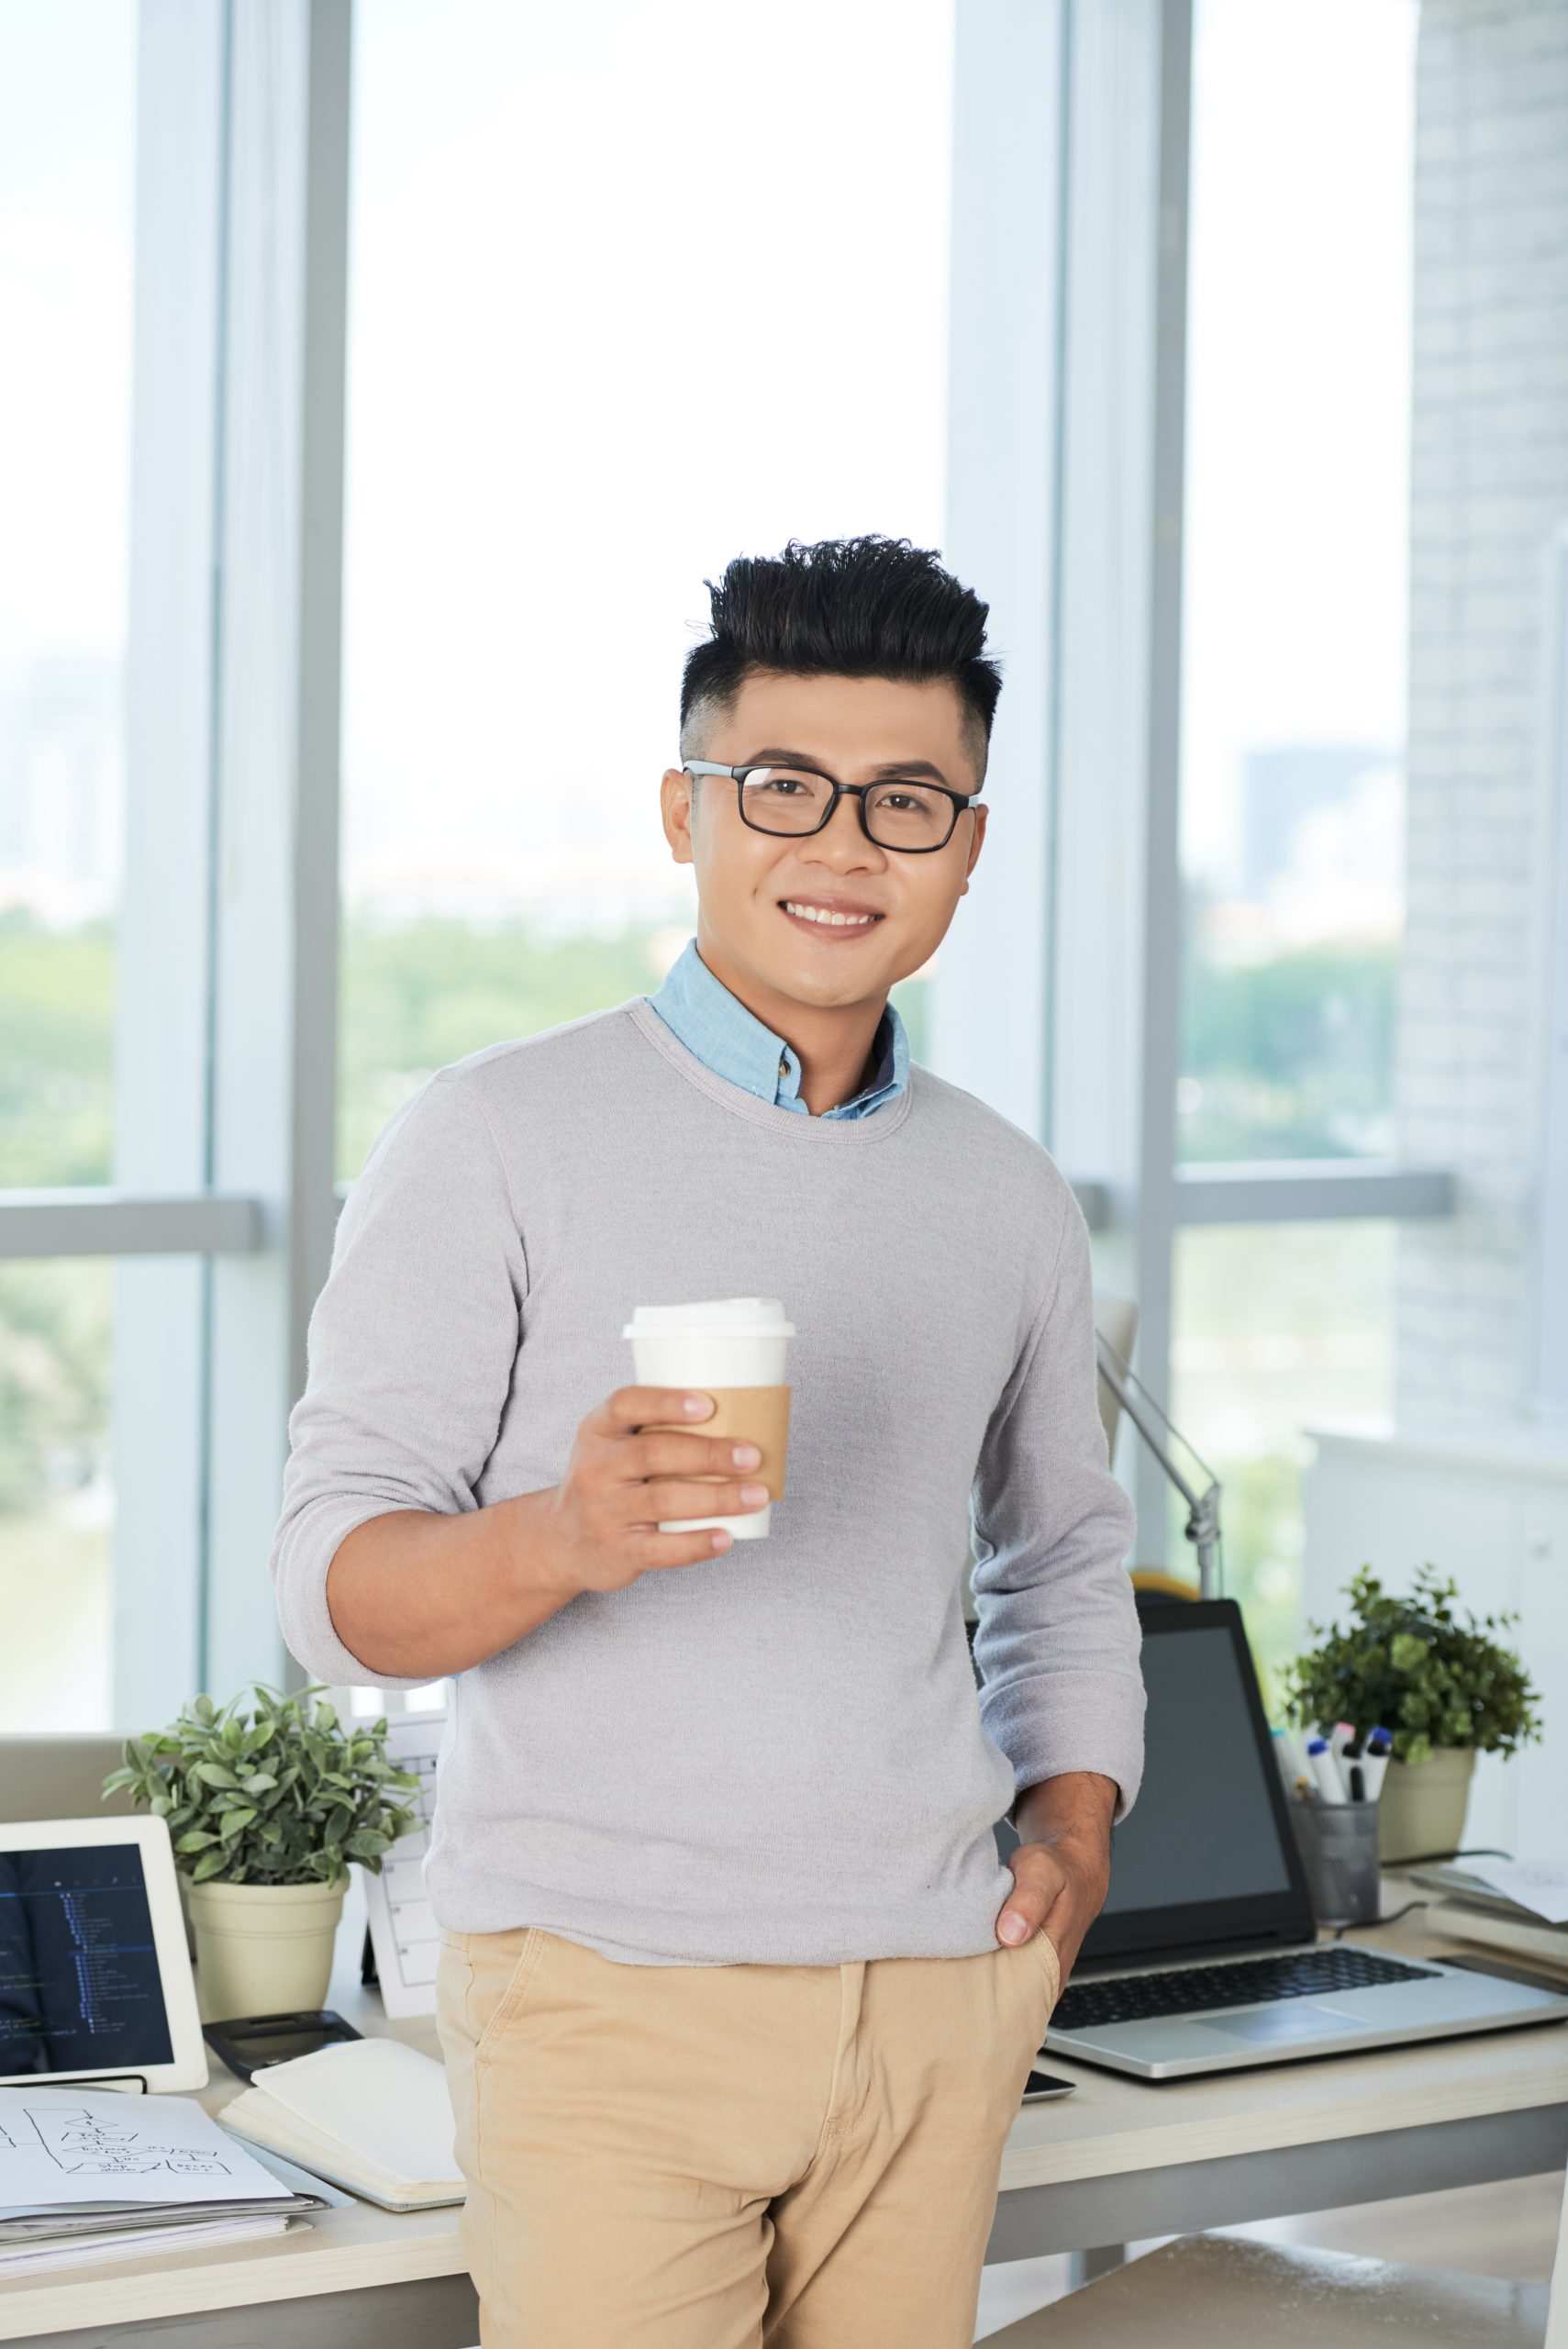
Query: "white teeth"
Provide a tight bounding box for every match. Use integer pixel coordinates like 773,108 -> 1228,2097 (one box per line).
784,902 -> 877,928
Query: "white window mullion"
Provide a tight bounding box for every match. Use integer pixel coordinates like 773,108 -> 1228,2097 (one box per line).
932,0 -> 1069,1152
204,0 -> 351,1701
1534,526 -> 1568,1424
1051,0 -> 1193,1565
112,0 -> 230,1723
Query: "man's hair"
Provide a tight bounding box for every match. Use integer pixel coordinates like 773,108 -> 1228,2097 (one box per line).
679,535 -> 1002,766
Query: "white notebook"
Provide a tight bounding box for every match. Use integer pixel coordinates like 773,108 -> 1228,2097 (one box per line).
221,2039 -> 464,2210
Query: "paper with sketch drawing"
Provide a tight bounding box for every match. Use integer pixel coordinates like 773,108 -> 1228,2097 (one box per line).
0,2087 -> 294,2209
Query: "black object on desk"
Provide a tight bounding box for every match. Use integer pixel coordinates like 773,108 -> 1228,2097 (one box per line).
202,2008 -> 363,2081
1021,2068 -> 1077,2103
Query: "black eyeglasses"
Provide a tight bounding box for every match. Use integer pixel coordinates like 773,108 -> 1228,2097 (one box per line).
683,761 -> 981,854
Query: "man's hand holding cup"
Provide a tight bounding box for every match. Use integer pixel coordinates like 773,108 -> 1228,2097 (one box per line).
535,1386 -> 773,1598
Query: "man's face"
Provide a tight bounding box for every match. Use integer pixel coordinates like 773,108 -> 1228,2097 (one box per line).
660,669 -> 988,1013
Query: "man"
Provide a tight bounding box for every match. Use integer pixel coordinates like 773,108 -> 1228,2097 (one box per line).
271,535 -> 1144,2347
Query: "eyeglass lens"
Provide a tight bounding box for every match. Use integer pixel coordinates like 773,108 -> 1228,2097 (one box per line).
740,768 -> 955,850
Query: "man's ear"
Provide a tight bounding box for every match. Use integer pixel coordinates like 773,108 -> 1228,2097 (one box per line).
959,800 -> 987,893
661,767 -> 695,863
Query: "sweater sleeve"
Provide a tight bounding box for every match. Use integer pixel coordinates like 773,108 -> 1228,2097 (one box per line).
268,1071 -> 529,1689
969,1184 -> 1146,1822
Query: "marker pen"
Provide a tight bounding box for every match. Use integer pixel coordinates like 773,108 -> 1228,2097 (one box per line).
1307,1735 -> 1346,1804
1271,1727 -> 1307,1792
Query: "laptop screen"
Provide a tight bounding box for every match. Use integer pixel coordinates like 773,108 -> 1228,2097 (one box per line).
1083,1600 -> 1314,1964
988,1597 -> 1316,1966
1098,1620 -> 1293,1915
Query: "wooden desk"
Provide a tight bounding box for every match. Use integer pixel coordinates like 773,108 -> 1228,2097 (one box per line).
5,1890 -> 1565,2345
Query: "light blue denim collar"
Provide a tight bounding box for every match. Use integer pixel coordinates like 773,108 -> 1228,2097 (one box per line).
646,937 -> 908,1119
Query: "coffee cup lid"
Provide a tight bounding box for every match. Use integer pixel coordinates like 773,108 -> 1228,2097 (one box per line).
622,1297 -> 796,1339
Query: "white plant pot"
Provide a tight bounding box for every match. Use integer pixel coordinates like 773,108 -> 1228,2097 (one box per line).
185,1874 -> 348,2021
1377,1748 -> 1477,1866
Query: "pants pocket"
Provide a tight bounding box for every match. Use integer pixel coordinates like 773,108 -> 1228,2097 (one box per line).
445,1926 -> 545,2066
1033,1927 -> 1062,2009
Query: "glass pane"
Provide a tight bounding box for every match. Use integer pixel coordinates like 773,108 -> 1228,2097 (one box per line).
0,1 -> 135,1184
1178,0 -> 1416,1161
1170,1221 -> 1396,1709
339,0 -> 952,1175
0,1260 -> 115,1729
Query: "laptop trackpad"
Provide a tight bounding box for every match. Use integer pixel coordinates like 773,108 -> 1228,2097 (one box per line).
1211,2002 -> 1374,2043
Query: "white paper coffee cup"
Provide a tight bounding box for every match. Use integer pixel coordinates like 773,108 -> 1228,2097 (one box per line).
622,1297 -> 795,1540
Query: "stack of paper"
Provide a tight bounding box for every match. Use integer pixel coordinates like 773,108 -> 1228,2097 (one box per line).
221,2037 -> 465,2210
0,2086 -> 327,2277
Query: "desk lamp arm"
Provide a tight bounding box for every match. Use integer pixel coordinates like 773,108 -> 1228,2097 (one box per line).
1095,1334 -> 1222,1600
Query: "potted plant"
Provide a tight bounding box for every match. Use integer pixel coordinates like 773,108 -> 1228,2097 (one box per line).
106,1684 -> 420,2018
1280,1565 -> 1541,1864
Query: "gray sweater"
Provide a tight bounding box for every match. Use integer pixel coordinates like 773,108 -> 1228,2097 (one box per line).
270,997 -> 1144,1966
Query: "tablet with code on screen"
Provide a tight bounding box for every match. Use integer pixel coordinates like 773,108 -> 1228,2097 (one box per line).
0,1816 -> 207,2092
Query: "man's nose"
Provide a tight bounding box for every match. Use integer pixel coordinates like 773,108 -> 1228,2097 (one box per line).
810,792 -> 878,854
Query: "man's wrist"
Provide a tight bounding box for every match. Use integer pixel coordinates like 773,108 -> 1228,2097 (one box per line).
499,1486 -> 578,1602
1010,1769 -> 1118,1851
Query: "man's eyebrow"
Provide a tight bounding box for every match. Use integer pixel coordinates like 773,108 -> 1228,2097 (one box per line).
864,757 -> 958,786
741,747 -> 962,789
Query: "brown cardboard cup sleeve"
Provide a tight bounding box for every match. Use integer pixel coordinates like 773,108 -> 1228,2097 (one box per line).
642,1386 -> 792,1501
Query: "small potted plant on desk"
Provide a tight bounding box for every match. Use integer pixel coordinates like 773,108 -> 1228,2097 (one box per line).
106,1684 -> 420,2018
1281,1564 -> 1541,1865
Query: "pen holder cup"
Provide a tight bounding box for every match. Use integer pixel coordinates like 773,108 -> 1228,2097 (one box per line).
1288,1800 -> 1382,1930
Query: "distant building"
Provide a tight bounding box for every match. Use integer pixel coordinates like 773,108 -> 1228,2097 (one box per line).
1240,742 -> 1393,900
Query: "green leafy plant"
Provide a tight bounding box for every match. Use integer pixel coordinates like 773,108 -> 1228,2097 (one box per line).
105,1684 -> 420,1886
1280,1564 -> 1542,1766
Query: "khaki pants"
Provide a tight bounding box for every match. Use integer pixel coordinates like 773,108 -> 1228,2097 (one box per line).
436,1920 -> 1061,2348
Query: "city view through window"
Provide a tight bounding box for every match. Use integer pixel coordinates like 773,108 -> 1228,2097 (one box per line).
1179,0 -> 1414,1170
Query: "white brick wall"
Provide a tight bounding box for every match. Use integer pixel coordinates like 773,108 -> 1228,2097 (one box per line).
1395,0 -> 1568,1428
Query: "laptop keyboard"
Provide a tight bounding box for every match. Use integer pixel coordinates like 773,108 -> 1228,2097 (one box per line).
1051,1944 -> 1441,2033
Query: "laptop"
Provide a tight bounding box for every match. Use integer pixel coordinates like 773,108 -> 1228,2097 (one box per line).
986,1598 -> 1568,2080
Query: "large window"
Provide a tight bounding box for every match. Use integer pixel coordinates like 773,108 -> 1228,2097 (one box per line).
337,0 -> 954,1174
0,0 -> 135,1722
0,0 -> 131,1177
1178,0 -> 1416,1165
